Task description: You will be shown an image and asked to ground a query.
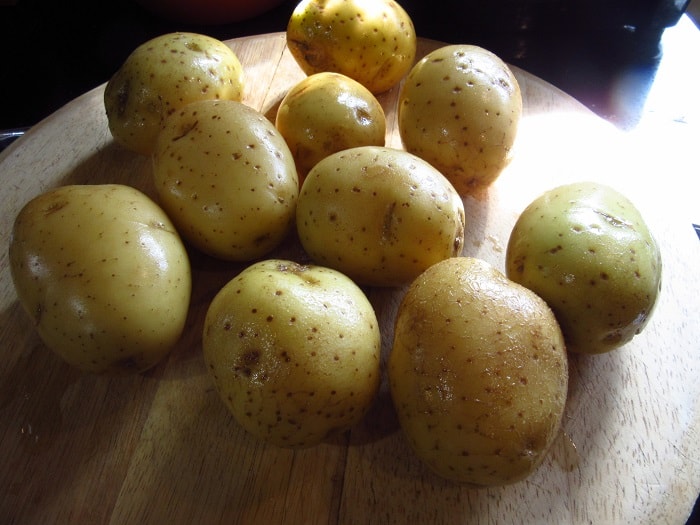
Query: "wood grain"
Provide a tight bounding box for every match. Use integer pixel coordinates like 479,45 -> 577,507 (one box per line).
1,33 -> 698,525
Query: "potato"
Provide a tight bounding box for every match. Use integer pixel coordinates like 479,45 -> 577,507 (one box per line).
275,72 -> 386,181
389,257 -> 568,486
286,0 -> 417,94
203,259 -> 381,448
398,44 -> 522,196
104,32 -> 244,155
152,99 -> 298,262
506,181 -> 662,354
8,184 -> 192,374
296,146 -> 465,287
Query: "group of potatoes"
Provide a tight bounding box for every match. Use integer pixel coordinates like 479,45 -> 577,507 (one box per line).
8,0 -> 662,487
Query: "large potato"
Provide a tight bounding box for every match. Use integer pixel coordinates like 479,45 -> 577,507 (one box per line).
203,259 -> 381,448
286,0 -> 416,94
296,146 -> 465,287
506,181 -> 663,354
104,32 -> 244,155
275,72 -> 386,181
398,44 -> 522,196
152,99 -> 298,262
8,184 -> 192,374
389,257 -> 568,486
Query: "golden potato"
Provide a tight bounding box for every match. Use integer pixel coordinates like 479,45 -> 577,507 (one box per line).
398,44 -> 522,195
286,0 -> 417,94
506,181 -> 663,354
389,257 -> 568,486
275,72 -> 386,181
296,146 -> 465,287
203,259 -> 381,448
9,184 -> 192,374
104,32 -> 244,155
152,99 -> 298,262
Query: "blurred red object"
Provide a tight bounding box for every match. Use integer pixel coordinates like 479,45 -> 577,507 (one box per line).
134,0 -> 287,24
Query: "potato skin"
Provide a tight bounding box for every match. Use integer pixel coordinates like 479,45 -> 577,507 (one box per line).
296,146 -> 465,287
389,257 -> 568,486
275,72 -> 386,181
398,45 -> 522,195
286,0 -> 416,94
506,181 -> 663,354
152,99 -> 298,262
104,32 -> 244,155
203,259 -> 381,448
9,184 -> 192,374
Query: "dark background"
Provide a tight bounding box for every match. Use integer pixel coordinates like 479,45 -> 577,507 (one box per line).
0,0 -> 698,522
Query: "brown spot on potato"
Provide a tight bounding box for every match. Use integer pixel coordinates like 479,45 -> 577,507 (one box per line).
235,350 -> 260,377
43,200 -> 69,216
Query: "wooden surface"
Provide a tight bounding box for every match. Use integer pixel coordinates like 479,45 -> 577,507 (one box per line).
1,32 -> 699,525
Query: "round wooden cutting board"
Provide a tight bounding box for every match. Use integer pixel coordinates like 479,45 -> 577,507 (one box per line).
1,33 -> 698,524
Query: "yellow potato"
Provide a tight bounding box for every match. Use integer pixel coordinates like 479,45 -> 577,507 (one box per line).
104,32 -> 244,155
203,259 -> 381,448
152,99 -> 298,262
296,146 -> 465,287
389,257 -> 568,486
506,181 -> 663,354
286,0 -> 417,94
398,44 -> 522,195
275,72 -> 386,181
9,184 -> 192,374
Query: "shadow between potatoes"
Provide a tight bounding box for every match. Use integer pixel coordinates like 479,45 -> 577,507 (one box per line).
55,139 -> 156,197
263,93 -> 285,124
343,282 -> 408,447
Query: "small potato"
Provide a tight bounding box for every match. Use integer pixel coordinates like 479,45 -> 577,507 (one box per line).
506,181 -> 663,354
104,32 -> 244,155
152,99 -> 298,262
275,72 -> 386,181
286,0 -> 417,94
9,184 -> 192,374
203,259 -> 381,448
389,257 -> 568,486
398,44 -> 522,195
296,146 -> 465,287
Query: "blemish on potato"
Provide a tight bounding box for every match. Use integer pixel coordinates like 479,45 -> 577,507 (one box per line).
234,350 -> 261,378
